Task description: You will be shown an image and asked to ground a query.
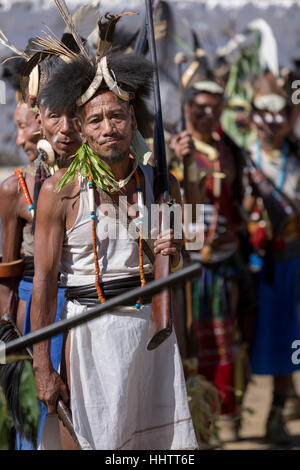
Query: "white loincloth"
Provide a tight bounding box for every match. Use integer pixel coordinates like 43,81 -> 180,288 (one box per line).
61,300 -> 198,450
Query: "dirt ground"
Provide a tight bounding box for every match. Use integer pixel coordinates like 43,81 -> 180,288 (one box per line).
217,372 -> 300,450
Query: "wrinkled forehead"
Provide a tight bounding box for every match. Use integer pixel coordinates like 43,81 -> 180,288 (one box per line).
79,89 -> 130,119
14,105 -> 38,124
39,103 -> 75,120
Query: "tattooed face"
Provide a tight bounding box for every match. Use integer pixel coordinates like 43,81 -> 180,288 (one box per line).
77,90 -> 137,164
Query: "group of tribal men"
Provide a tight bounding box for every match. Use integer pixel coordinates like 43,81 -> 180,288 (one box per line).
0,5 -> 300,450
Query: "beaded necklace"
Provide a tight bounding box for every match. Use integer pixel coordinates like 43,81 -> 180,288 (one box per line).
14,169 -> 34,219
256,140 -> 288,196
87,168 -> 147,309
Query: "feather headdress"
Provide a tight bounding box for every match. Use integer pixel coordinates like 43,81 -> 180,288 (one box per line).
38,2 -> 155,192
0,29 -> 27,62
36,2 -> 154,132
18,1 -> 101,103
0,30 -> 40,109
78,11 -> 138,105
32,0 -> 138,106
54,0 -> 91,63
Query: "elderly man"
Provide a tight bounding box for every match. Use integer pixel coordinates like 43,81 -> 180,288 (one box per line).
0,57 -> 41,331
30,34 -> 197,450
0,42 -> 81,334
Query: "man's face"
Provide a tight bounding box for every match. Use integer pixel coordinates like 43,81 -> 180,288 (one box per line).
252,107 -> 290,142
14,106 -> 41,162
77,90 -> 137,165
186,92 -> 224,134
233,107 -> 251,133
39,105 -> 81,157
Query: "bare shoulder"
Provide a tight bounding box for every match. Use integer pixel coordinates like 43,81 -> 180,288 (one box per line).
39,168 -> 77,198
0,174 -> 19,199
37,169 -> 80,226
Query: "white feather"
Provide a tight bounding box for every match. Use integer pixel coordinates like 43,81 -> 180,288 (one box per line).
248,18 -> 279,77
28,65 -> 39,98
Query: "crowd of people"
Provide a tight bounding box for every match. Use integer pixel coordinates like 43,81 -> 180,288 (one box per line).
0,0 -> 299,451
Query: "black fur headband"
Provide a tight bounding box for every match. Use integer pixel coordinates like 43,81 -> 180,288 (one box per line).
39,53 -> 154,136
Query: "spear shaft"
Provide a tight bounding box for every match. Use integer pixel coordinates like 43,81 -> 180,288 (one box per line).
144,0 -> 176,350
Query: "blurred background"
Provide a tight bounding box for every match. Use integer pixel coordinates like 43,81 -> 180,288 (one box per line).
1,0 -> 300,166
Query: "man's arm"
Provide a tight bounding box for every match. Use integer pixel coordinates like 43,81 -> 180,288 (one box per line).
170,131 -> 204,208
31,173 -> 69,413
0,176 -> 23,320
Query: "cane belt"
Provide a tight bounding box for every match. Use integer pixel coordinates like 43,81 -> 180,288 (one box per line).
66,274 -> 154,306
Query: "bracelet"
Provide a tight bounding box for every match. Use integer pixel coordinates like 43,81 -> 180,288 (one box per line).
171,253 -> 184,273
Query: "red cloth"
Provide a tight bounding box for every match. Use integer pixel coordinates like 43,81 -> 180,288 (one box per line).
194,317 -> 236,415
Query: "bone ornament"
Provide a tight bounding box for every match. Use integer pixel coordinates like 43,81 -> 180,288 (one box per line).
174,52 -> 188,66
76,56 -> 134,107
37,139 -> 56,167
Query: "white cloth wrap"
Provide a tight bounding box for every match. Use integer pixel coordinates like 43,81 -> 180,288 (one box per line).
62,300 -> 198,450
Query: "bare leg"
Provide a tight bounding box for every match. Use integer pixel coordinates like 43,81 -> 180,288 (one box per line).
16,299 -> 26,334
265,375 -> 292,443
